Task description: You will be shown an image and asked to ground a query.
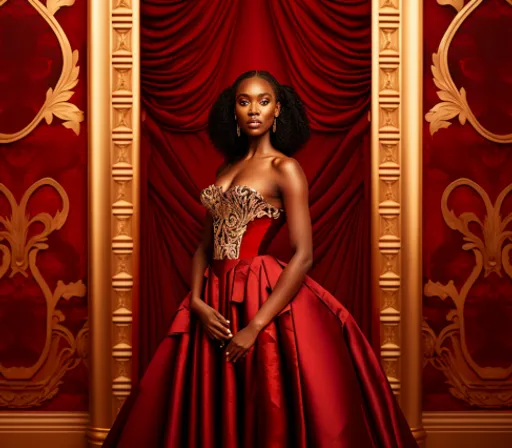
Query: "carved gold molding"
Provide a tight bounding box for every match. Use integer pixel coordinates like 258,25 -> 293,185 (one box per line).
0,178 -> 87,407
373,0 -> 426,444
424,179 -> 512,407
87,0 -> 139,444
372,0 -> 402,397
111,0 -> 140,417
0,0 -> 84,144
0,412 -> 88,447
425,0 -> 512,143
423,411 -> 512,447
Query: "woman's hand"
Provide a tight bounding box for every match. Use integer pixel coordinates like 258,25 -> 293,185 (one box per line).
225,323 -> 260,363
191,299 -> 232,343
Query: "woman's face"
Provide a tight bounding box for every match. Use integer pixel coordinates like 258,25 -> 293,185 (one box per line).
235,77 -> 280,137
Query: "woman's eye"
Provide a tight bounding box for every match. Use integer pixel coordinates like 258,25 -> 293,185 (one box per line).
261,100 -> 269,105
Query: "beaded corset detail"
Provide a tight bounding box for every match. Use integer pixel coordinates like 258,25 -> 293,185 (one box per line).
200,184 -> 283,260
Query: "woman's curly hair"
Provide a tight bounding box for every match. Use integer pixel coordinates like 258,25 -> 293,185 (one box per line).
208,71 -> 310,161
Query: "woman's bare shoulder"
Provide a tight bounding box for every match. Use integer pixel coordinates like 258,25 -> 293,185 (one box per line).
272,156 -> 304,178
270,156 -> 307,194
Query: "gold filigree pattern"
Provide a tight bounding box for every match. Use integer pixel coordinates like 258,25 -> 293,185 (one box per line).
426,0 -> 512,143
0,0 -> 84,144
423,179 -> 512,407
200,185 -> 283,260
0,178 -> 87,407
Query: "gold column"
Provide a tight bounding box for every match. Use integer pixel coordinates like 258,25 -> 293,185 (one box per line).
87,0 -> 140,444
87,0 -> 112,445
372,0 -> 425,444
371,0 -> 402,397
111,0 -> 140,417
402,0 -> 426,444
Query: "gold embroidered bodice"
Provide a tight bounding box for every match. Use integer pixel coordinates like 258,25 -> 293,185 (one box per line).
200,184 -> 284,260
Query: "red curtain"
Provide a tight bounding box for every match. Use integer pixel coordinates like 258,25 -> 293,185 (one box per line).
136,0 -> 372,378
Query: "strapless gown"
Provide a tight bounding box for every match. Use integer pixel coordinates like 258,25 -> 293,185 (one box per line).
104,184 -> 418,448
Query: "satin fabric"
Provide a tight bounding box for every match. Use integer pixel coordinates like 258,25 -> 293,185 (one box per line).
105,218 -> 417,448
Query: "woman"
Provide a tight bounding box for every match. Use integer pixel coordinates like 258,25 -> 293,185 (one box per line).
104,71 -> 418,447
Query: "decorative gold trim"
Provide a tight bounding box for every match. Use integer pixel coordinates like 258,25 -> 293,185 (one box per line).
424,179 -> 512,407
0,411 -> 89,431
0,179 -> 87,407
373,0 -> 426,444
88,0 -> 113,445
402,0 -> 426,443
88,0 -> 139,445
437,0 -> 464,12
423,411 -> 512,448
0,0 -> 84,144
425,0 -> 512,143
372,0 -> 402,397
423,411 -> 512,431
0,412 -> 88,448
111,0 -> 140,418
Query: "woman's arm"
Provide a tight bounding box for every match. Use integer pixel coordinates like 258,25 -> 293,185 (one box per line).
225,158 -> 313,362
250,157 -> 313,329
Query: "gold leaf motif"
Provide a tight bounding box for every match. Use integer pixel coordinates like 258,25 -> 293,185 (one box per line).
47,0 -> 75,16
426,0 -> 512,143
423,179 -> 512,407
426,52 -> 467,135
0,0 -> 83,143
0,178 -> 87,407
437,0 -> 465,12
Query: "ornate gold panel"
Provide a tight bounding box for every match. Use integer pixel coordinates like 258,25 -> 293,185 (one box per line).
423,179 -> 512,407
0,178 -> 87,407
0,0 -> 84,144
426,0 -> 512,143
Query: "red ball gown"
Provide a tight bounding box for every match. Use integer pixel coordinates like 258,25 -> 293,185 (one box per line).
104,184 -> 418,448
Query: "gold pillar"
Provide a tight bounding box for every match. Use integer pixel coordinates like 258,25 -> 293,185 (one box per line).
87,0 -> 112,445
372,0 -> 425,444
87,0 -> 140,444
371,0 -> 402,396
402,0 -> 426,444
111,0 -> 140,418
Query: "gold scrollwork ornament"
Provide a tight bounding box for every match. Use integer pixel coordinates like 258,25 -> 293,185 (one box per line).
423,178 -> 512,407
0,0 -> 84,144
426,0 -> 512,143
0,178 -> 87,407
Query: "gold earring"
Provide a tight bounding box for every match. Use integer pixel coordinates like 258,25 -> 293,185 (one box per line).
235,115 -> 241,137
273,117 -> 277,133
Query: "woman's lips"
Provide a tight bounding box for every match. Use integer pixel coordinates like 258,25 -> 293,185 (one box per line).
247,121 -> 262,128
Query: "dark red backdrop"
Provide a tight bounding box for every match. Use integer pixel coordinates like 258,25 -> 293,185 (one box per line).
136,0 -> 373,377
0,0 -> 88,410
423,0 -> 512,410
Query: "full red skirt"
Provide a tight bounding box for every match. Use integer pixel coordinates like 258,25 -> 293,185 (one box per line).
104,255 -> 417,447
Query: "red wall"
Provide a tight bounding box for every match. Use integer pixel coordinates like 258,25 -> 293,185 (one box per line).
423,0 -> 512,410
0,0 -> 88,410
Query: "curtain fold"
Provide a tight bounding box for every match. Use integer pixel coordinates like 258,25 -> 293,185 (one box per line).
137,0 -> 372,378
